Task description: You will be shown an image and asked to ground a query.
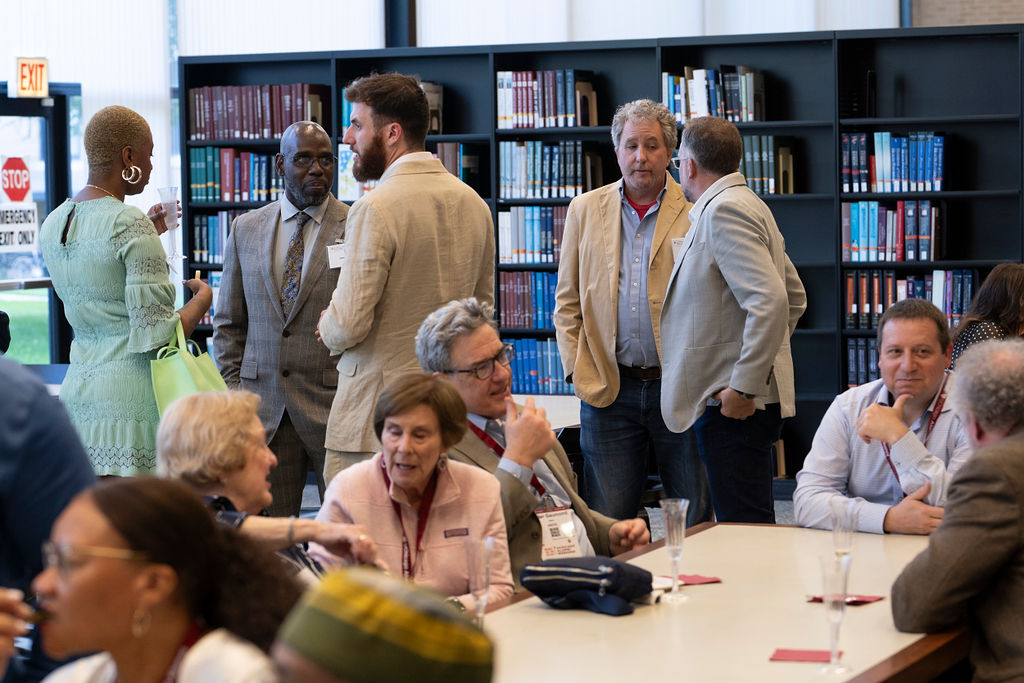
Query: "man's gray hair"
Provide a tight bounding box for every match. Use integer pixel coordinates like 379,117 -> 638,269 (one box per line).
953,338 -> 1024,434
416,298 -> 497,373
610,99 -> 678,153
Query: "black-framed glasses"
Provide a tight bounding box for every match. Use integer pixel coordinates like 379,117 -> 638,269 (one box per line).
42,541 -> 148,580
290,153 -> 337,169
444,342 -> 515,381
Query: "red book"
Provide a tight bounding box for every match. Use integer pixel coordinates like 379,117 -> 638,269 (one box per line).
220,148 -> 236,202
895,200 -> 905,262
230,85 -> 242,138
239,152 -> 252,202
260,86 -> 272,139
271,85 -> 283,137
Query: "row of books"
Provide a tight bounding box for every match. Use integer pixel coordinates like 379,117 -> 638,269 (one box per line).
847,338 -> 880,387
497,205 -> 567,265
506,338 -> 571,395
841,200 -> 941,263
740,135 -> 794,195
498,140 -> 601,199
495,70 -> 597,129
841,131 -> 945,194
434,142 -> 482,190
499,271 -> 556,329
843,268 -> 975,330
198,272 -> 223,327
190,211 -> 245,264
188,147 -> 283,204
336,144 -> 378,201
187,83 -> 330,141
660,66 -> 765,123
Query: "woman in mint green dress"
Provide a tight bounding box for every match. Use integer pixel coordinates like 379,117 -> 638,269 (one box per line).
39,105 -> 212,476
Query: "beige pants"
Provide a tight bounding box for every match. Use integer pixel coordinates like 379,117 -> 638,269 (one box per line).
324,449 -> 375,487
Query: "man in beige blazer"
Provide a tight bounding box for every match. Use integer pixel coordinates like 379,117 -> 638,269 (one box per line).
554,99 -> 710,525
417,298 -> 650,589
661,116 -> 805,523
318,74 -> 494,484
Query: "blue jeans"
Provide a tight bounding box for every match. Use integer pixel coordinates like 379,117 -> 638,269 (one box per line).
580,376 -> 712,527
694,403 -> 783,523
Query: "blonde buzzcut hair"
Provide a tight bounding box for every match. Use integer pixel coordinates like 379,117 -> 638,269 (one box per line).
84,105 -> 151,175
156,390 -> 263,488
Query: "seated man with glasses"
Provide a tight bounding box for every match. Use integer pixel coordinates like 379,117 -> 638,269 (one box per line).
416,298 -> 650,589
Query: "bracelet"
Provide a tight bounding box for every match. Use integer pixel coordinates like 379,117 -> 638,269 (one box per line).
287,516 -> 296,546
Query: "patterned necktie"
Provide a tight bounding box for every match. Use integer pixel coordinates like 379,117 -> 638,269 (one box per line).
280,211 -> 310,317
485,419 -> 506,448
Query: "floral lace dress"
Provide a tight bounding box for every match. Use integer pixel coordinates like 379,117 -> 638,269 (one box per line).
39,197 -> 179,475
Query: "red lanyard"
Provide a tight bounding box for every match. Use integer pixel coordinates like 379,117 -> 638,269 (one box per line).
880,373 -> 949,486
466,421 -> 546,495
160,622 -> 203,683
381,461 -> 438,579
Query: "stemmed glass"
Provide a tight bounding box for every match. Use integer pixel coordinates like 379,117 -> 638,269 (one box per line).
660,497 -> 690,604
819,553 -> 853,675
465,536 -> 495,628
158,186 -> 182,266
829,497 -> 857,558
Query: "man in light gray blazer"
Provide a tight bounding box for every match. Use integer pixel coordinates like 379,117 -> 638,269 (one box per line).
318,74 -> 494,483
213,121 -> 348,517
892,339 -> 1024,681
661,116 -> 806,523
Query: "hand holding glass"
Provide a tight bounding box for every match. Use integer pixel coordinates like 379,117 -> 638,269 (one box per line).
465,536 -> 495,628
157,187 -> 182,264
660,498 -> 690,604
819,553 -> 853,675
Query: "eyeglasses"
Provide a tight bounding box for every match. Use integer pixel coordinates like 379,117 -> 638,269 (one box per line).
443,342 -> 515,381
42,541 -> 149,579
290,153 -> 337,169
669,157 -> 689,170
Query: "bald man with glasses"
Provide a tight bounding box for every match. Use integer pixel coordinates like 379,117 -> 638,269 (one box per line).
417,298 -> 650,589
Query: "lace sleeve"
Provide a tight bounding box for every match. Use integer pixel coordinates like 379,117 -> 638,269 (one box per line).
116,211 -> 178,353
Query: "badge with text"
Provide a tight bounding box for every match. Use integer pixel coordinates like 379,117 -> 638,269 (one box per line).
327,241 -> 345,269
671,236 -> 687,262
538,506 -> 581,559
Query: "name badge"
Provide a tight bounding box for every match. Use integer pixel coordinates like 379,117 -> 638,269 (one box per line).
671,237 -> 687,262
327,242 -> 345,269
537,506 -> 581,559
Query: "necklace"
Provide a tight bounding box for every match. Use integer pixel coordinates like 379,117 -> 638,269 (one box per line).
85,184 -> 121,201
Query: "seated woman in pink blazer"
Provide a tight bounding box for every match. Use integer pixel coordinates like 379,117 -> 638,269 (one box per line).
311,372 -> 513,609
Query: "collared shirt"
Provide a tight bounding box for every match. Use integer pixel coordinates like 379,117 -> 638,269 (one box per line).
272,194 -> 329,289
388,150 -> 435,171
470,413 -> 596,557
615,179 -> 667,367
687,171 -> 746,226
793,375 -> 972,534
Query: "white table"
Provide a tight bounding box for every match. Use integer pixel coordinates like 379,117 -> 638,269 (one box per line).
486,524 -> 968,682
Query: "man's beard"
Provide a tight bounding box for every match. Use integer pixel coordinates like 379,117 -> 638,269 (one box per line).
352,132 -> 388,182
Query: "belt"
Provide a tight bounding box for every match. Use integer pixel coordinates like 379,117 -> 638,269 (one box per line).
617,363 -> 660,381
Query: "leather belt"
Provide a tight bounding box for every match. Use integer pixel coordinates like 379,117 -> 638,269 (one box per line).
617,363 -> 660,381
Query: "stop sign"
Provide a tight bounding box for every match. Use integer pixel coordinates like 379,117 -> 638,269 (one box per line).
1,157 -> 31,203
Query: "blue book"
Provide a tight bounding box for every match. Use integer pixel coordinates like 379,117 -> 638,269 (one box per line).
850,203 -> 860,262
541,145 -> 552,198
909,133 -> 918,190
923,133 -> 934,191
546,272 -> 556,328
531,206 -> 542,263
932,136 -> 944,191
868,201 -> 879,261
525,338 -> 538,393
542,206 -> 554,262
918,199 -> 931,261
858,202 -> 870,263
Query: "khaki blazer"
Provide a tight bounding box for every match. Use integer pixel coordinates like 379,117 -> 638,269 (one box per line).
660,173 -> 806,433
554,177 -> 692,407
319,156 -> 494,453
212,196 -> 348,452
448,428 -> 615,591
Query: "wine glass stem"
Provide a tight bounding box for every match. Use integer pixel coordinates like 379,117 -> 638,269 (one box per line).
830,620 -> 841,665
670,557 -> 679,596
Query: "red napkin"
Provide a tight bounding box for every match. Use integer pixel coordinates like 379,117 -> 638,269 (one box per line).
770,648 -> 840,663
661,574 -> 721,585
807,594 -> 884,606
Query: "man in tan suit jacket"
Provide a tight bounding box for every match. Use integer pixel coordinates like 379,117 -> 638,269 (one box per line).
554,100 -> 710,525
318,74 -> 494,484
417,298 -> 650,589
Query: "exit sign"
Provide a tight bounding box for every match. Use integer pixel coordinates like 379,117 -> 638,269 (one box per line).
14,58 -> 48,98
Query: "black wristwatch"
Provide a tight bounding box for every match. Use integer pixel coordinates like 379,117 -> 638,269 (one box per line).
732,388 -> 756,400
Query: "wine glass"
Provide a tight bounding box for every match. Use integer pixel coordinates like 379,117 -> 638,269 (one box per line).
819,553 -> 853,675
465,536 -> 495,628
829,497 -> 857,558
660,498 -> 690,604
158,186 -> 182,266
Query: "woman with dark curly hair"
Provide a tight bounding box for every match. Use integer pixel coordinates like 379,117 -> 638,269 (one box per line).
39,105 -> 212,476
28,477 -> 302,682
950,263 -> 1024,368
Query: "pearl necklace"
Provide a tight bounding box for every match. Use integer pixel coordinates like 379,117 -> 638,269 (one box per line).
85,184 -> 121,201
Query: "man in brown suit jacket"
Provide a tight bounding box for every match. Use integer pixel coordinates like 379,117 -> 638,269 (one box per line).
319,74 -> 493,484
892,338 -> 1024,681
213,121 -> 348,516
417,298 -> 649,589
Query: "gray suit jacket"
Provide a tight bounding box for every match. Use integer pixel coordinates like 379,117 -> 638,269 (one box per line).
320,156 -> 494,453
892,430 -> 1024,682
212,195 -> 349,453
448,429 -> 615,591
660,172 -> 806,433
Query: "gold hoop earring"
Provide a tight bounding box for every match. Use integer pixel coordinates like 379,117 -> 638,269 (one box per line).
131,608 -> 151,638
122,165 -> 142,185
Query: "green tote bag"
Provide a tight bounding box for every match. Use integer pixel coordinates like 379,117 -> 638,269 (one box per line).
151,320 -> 227,415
